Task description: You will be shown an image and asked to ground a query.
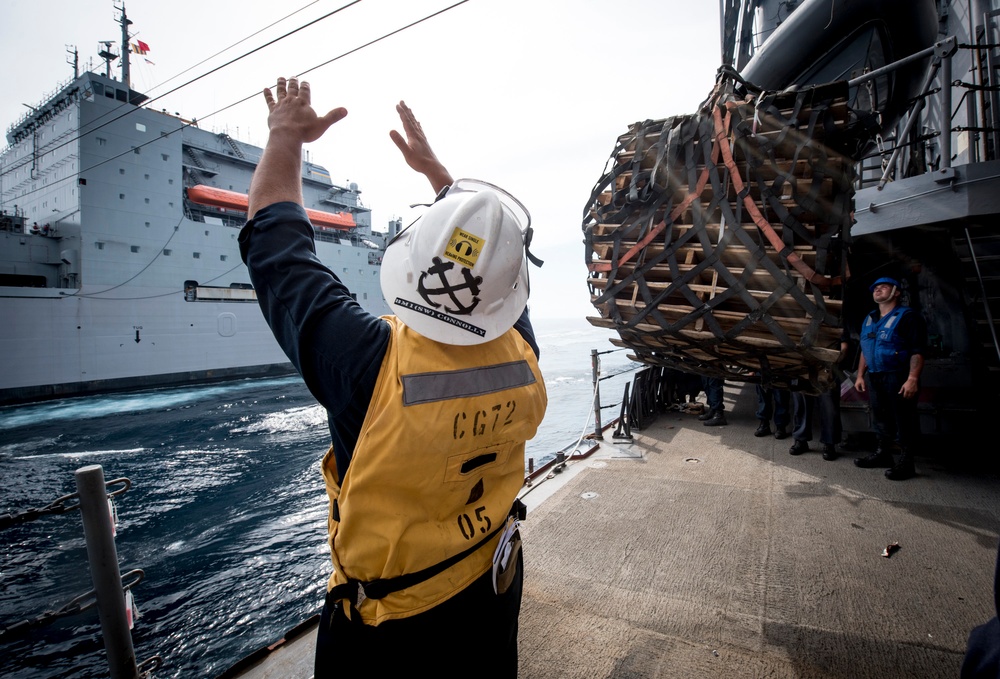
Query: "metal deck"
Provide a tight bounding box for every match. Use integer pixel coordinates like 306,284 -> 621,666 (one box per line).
517,383 -> 998,678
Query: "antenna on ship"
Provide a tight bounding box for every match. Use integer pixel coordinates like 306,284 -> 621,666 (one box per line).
116,1 -> 133,89
97,40 -> 118,79
66,45 -> 79,79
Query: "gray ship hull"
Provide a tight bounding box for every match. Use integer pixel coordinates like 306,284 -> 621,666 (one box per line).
1,69 -> 390,405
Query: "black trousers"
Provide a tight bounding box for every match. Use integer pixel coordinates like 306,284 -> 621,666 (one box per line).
866,370 -> 919,454
314,550 -> 523,678
791,387 -> 842,445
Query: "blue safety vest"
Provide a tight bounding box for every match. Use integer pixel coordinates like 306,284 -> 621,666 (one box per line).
860,306 -> 914,373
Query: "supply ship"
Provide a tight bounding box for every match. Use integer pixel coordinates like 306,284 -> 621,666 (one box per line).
0,6 -> 391,406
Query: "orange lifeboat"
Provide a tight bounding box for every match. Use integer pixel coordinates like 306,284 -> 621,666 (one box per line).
186,185 -> 356,230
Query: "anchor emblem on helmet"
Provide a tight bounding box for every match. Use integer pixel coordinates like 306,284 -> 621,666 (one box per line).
417,257 -> 482,316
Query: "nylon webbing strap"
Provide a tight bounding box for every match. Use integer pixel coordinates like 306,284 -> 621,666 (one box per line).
328,499 -> 526,614
582,71 -> 853,391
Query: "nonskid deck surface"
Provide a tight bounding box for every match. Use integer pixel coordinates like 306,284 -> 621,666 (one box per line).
229,383 -> 998,678
516,383 -> 999,678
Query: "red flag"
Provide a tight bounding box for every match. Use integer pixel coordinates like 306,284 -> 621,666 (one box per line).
137,40 -> 150,54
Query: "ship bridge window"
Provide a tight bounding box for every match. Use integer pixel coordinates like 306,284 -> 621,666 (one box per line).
93,82 -> 104,96
116,89 -> 127,102
104,87 -> 114,99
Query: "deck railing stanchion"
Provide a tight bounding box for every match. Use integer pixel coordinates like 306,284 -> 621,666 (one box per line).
591,349 -> 604,439
75,464 -> 138,679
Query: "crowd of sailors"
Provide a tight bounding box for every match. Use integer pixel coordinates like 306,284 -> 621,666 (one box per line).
679,277 -> 925,482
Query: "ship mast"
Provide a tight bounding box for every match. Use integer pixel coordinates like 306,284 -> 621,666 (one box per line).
66,45 -> 79,79
118,2 -> 133,89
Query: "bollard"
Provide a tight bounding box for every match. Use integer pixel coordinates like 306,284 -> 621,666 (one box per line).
75,464 -> 138,679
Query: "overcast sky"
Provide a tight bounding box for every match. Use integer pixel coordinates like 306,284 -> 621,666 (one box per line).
3,0 -> 721,320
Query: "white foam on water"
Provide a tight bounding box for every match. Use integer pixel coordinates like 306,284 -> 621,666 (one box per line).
16,447 -> 146,460
0,377 -> 301,431
232,404 -> 326,435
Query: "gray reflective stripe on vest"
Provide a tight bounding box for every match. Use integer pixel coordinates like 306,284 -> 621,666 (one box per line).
401,360 -> 536,406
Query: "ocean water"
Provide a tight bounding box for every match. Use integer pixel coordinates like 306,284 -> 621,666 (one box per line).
0,316 -> 637,678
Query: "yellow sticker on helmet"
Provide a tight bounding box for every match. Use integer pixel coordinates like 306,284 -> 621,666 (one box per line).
443,228 -> 485,269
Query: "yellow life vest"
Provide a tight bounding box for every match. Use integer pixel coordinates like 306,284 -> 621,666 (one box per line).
322,315 -> 547,625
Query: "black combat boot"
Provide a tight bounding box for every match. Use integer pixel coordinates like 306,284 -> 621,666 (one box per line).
853,448 -> 895,468
885,452 -> 915,480
789,440 -> 808,455
702,411 -> 727,427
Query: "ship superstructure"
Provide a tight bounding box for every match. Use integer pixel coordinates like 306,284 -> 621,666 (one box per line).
0,7 -> 390,405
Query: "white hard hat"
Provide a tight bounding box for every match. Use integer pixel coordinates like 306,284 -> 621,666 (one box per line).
380,179 -> 536,345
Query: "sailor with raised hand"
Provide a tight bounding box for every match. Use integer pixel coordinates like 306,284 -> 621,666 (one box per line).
239,77 -> 547,677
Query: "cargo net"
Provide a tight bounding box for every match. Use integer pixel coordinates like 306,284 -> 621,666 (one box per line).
584,71 -> 855,391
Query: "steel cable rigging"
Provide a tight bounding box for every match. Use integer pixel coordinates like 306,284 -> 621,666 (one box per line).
0,0 -> 364,183
0,0 -> 471,197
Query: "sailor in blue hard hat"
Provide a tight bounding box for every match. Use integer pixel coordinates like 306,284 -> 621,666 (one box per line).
868,276 -> 901,292
853,274 -> 926,480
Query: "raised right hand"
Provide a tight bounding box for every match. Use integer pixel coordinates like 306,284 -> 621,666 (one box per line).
263,77 -> 347,145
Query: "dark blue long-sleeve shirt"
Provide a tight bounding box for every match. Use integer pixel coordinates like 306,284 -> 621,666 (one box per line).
239,201 -> 538,481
